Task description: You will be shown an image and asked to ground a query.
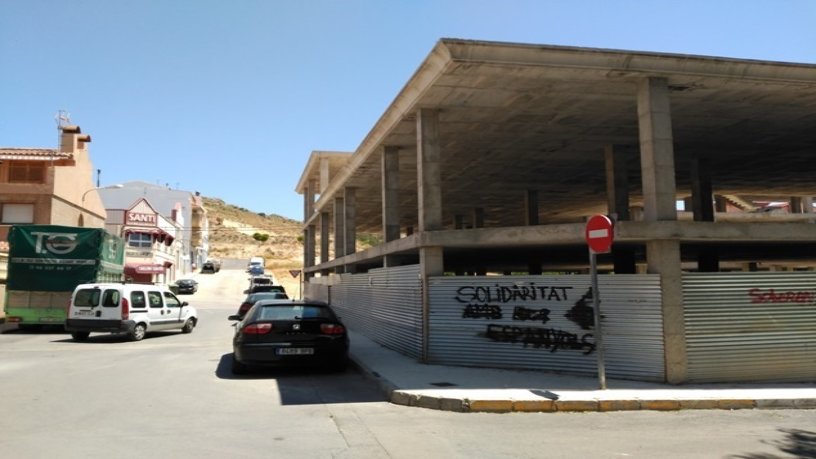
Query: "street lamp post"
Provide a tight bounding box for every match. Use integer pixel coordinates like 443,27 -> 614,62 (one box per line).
80,184 -> 123,227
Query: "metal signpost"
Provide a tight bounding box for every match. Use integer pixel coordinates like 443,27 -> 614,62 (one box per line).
290,269 -> 302,299
585,215 -> 614,390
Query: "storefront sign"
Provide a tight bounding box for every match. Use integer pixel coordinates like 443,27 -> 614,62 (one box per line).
126,211 -> 157,227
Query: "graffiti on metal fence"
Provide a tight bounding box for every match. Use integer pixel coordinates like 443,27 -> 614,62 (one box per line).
485,324 -> 595,354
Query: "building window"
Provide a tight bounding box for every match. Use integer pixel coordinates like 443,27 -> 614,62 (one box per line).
127,232 -> 153,248
9,162 -> 46,183
1,203 -> 35,224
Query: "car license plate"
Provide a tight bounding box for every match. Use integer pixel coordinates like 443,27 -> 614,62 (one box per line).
276,348 -> 314,356
76,310 -> 95,317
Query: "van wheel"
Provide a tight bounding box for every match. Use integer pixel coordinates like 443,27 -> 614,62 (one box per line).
71,332 -> 90,341
129,323 -> 146,341
181,318 -> 195,334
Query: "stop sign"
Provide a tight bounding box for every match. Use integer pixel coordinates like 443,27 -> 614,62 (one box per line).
585,215 -> 614,253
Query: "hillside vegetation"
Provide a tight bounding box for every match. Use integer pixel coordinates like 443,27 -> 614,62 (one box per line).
203,197 -> 303,294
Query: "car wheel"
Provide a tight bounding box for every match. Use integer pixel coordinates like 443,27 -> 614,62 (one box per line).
231,354 -> 248,375
71,331 -> 90,341
181,318 -> 195,334
129,323 -> 146,341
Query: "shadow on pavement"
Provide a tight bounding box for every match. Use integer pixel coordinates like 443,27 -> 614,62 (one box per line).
214,353 -> 386,406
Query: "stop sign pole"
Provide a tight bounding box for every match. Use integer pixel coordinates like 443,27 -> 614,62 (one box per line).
586,215 -> 614,390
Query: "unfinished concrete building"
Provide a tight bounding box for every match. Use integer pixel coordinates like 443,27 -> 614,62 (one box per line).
296,39 -> 816,384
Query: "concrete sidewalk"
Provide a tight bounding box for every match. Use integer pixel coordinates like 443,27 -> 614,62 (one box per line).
347,330 -> 816,413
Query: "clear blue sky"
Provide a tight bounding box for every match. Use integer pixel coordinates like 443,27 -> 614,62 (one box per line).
2,1 -> 814,221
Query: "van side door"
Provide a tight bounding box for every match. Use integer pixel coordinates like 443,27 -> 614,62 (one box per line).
163,291 -> 186,328
146,290 -> 173,330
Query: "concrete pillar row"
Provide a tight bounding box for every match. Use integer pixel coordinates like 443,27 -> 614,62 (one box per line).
319,158 -> 330,194
344,187 -> 357,257
304,225 -> 316,280
690,157 -> 714,222
333,197 -> 345,259
304,180 -> 316,222
417,109 -> 443,231
419,246 -> 444,363
319,212 -> 330,264
382,146 -> 401,242
524,190 -> 539,226
637,77 -> 687,384
604,145 -> 636,274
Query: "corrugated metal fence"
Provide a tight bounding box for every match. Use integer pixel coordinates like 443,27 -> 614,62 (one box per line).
427,274 -> 665,380
324,265 -> 423,359
683,272 -> 816,383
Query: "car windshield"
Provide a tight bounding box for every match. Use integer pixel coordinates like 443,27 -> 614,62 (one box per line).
257,305 -> 334,321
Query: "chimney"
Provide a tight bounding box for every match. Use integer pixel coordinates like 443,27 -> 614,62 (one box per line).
59,125 -> 91,153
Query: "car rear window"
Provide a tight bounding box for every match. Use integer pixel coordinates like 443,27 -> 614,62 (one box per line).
257,305 -> 334,321
74,288 -> 100,307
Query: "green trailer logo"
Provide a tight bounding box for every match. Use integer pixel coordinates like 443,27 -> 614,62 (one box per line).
31,231 -> 80,255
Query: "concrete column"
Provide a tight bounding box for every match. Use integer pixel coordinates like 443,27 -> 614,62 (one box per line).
320,212 -> 330,264
417,109 -> 443,231
690,157 -> 718,271
420,246 -> 444,363
333,197 -> 345,259
344,187 -> 357,256
319,158 -> 330,194
605,145 -> 636,274
714,195 -> 728,212
304,225 -> 316,280
638,77 -> 677,222
472,207 -> 486,275
382,146 -> 401,242
638,77 -> 687,383
454,215 -> 465,229
472,208 -> 484,228
524,190 -> 539,225
803,197 -> 814,213
790,197 -> 803,214
690,157 -> 714,222
304,180 -> 316,222
604,145 -> 630,221
647,240 -> 687,383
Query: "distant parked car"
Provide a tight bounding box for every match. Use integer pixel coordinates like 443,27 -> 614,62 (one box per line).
201,261 -> 217,273
236,291 -> 289,319
228,300 -> 349,374
175,278 -> 198,294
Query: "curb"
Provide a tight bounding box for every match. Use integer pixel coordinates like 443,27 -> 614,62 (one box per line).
350,355 -> 816,413
386,391 -> 816,413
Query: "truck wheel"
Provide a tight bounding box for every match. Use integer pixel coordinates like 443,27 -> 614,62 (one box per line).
129,323 -> 146,341
181,318 -> 195,334
71,332 -> 90,341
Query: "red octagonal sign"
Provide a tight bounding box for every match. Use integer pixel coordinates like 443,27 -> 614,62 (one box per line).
585,214 -> 614,254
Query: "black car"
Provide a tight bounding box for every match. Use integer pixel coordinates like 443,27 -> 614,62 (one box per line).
175,278 -> 198,294
228,300 -> 349,374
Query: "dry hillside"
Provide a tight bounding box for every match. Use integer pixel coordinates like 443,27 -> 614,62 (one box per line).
203,197 -> 303,294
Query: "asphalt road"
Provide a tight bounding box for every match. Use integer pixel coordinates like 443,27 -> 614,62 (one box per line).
1,270 -> 814,458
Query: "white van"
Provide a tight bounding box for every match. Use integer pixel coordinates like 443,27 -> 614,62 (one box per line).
65,283 -> 198,342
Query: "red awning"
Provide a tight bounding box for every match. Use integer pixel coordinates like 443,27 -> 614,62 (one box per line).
124,263 -> 166,274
